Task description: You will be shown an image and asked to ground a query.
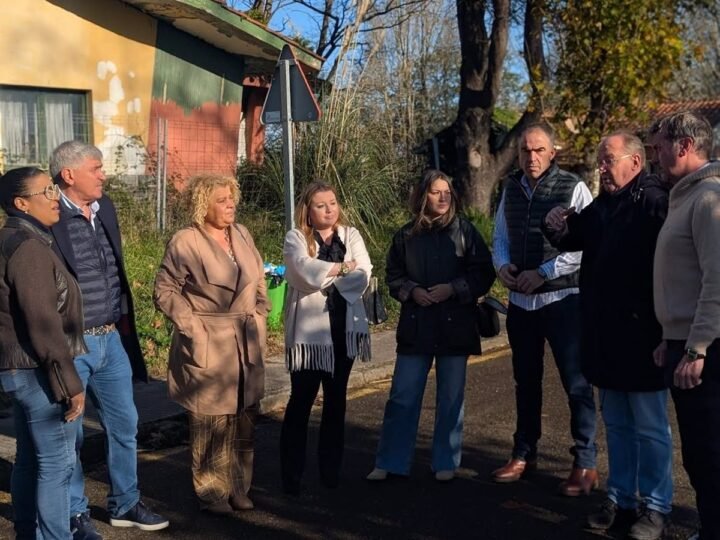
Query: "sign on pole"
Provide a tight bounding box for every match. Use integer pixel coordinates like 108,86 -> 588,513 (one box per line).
261,46 -> 321,125
260,45 -> 321,232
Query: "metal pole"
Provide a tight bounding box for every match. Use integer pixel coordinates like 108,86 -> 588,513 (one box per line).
161,118 -> 168,232
280,58 -> 295,232
155,117 -> 162,231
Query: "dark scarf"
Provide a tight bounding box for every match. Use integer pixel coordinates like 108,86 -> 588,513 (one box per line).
314,230 -> 347,333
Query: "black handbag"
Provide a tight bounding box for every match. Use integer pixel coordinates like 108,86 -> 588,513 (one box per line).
476,296 -> 507,338
363,277 -> 388,325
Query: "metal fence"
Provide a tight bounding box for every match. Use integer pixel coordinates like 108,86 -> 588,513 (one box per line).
0,111 -> 253,230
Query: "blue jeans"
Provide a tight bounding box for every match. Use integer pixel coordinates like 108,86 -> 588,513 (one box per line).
506,294 -> 597,468
70,331 -> 139,517
0,368 -> 75,540
600,389 -> 673,514
375,355 -> 467,474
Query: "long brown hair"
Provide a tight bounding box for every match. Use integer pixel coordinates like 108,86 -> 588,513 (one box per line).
409,169 -> 459,235
295,181 -> 348,257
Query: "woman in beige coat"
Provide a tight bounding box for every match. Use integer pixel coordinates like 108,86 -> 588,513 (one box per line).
154,174 -> 270,515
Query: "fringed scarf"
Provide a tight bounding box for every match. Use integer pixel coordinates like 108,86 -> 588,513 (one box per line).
283,226 -> 372,374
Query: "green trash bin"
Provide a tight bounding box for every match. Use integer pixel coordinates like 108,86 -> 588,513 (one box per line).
266,277 -> 287,330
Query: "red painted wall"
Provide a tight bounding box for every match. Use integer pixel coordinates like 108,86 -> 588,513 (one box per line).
148,100 -> 241,188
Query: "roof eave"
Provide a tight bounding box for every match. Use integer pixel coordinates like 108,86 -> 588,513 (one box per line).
119,0 -> 323,72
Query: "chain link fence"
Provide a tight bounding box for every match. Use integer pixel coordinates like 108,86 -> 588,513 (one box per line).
0,110 -> 273,230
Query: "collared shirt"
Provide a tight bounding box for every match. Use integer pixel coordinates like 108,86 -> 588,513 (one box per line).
60,191 -> 100,230
493,173 -> 593,311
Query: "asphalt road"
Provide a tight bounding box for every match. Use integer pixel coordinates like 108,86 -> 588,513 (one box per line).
0,349 -> 700,539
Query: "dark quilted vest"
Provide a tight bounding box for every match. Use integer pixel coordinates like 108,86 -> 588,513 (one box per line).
60,204 -> 122,328
503,163 -> 581,293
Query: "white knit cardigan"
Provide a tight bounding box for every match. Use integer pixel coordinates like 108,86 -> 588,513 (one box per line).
283,225 -> 372,373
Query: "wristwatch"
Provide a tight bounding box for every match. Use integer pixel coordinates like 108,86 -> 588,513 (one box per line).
338,262 -> 350,277
685,347 -> 706,362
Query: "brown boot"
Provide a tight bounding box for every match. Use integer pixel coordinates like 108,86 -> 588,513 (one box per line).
229,492 -> 254,511
491,458 -> 537,483
202,500 -> 235,516
558,467 -> 598,496
237,405 -> 257,494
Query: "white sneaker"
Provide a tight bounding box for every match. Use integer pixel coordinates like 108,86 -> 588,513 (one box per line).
366,468 -> 388,481
435,470 -> 455,482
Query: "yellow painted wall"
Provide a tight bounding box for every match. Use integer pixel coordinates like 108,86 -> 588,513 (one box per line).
0,0 -> 157,172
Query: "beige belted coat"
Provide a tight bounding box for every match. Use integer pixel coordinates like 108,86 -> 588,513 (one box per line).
154,223 -> 270,415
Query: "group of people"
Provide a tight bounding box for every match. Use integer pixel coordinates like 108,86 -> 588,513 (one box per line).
0,143 -> 170,540
489,111 -> 719,540
0,108 -> 717,540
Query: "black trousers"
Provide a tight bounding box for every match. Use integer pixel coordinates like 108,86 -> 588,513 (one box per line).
280,339 -> 354,490
667,339 -> 720,540
506,294 -> 597,468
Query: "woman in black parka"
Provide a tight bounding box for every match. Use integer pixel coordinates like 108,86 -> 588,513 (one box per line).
367,169 -> 495,482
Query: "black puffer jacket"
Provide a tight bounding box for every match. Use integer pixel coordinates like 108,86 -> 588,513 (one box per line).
0,216 -> 86,401
545,171 -> 668,391
386,216 -> 495,356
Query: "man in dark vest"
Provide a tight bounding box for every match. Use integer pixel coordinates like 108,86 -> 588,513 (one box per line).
49,141 -> 169,539
490,123 -> 598,496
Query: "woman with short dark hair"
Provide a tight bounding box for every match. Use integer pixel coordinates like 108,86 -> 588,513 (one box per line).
0,167 -> 86,539
367,169 -> 495,482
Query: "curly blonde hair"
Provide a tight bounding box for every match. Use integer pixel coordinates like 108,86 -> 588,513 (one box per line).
185,174 -> 241,227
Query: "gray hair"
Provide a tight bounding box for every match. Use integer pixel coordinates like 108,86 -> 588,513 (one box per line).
49,141 -> 103,180
599,130 -> 646,166
521,122 -> 556,148
650,111 -> 714,159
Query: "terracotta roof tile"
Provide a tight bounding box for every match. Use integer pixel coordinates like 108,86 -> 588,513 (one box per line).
652,99 -> 720,126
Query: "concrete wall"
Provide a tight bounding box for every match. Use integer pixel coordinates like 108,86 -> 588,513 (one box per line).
0,0 -> 257,176
0,0 -> 157,172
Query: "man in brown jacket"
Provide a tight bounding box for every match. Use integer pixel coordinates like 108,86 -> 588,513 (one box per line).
652,111 -> 720,540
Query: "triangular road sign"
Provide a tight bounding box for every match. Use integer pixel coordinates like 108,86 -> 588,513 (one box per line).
261,45 -> 321,124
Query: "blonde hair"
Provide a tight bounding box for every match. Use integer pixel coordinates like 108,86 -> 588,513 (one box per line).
185,174 -> 240,227
409,169 -> 459,235
295,181 -> 347,257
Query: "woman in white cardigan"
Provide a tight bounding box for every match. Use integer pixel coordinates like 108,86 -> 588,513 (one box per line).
280,181 -> 372,495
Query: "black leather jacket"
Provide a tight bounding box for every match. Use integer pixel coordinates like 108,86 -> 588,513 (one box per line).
386,216 -> 495,356
0,216 -> 86,401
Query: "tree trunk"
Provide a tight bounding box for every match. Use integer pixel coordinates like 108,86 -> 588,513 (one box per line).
450,0 -> 547,214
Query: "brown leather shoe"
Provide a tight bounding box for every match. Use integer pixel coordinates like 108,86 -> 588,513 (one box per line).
229,492 -> 254,510
202,501 -> 235,516
491,458 -> 537,483
558,467 -> 598,496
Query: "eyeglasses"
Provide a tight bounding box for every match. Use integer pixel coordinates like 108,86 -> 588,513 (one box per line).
597,154 -> 633,170
23,184 -> 61,201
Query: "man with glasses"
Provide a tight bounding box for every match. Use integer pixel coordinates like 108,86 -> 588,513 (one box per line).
49,141 -> 169,539
491,123 -> 598,496
545,132 -> 672,539
651,111 -> 720,540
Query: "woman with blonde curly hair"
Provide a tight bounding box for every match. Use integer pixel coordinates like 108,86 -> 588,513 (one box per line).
154,174 -> 270,515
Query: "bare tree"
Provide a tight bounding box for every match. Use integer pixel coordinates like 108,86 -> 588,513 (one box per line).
669,5 -> 720,98
286,0 -> 428,60
358,0 -> 460,157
